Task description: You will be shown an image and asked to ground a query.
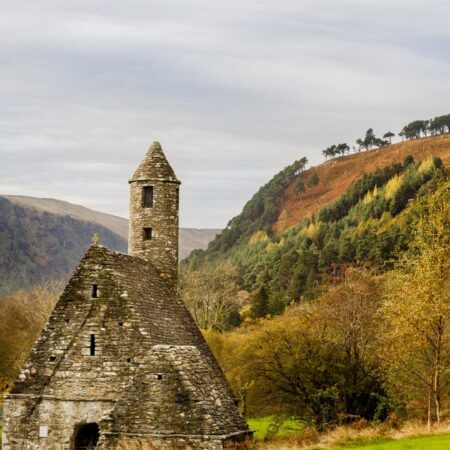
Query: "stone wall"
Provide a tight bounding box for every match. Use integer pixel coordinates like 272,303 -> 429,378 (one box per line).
128,178 -> 180,290
2,396 -> 114,449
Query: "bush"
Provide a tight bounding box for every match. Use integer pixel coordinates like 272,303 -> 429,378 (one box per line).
307,173 -> 320,187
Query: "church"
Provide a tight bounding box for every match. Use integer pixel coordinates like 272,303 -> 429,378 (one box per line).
2,143 -> 251,449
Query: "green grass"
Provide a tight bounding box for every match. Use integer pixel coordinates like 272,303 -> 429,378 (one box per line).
328,433 -> 450,449
247,415 -> 304,440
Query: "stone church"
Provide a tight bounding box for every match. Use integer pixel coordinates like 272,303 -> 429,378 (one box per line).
2,143 -> 251,449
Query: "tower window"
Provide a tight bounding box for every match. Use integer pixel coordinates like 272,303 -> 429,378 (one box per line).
143,186 -> 154,208
92,284 -> 98,298
176,188 -> 179,209
143,227 -> 153,240
90,334 -> 96,356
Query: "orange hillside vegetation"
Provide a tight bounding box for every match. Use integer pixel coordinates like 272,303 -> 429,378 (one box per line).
273,133 -> 450,235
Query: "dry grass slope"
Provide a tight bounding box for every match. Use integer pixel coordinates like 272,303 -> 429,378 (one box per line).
273,134 -> 450,234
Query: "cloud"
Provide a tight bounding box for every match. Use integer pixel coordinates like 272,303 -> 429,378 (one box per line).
0,0 -> 449,227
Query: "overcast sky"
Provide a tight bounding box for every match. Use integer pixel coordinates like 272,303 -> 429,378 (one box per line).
1,1 -> 449,228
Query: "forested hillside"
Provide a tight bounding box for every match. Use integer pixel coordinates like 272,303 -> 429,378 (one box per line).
181,133 -> 450,328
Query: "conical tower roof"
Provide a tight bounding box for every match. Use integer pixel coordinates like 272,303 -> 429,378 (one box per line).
129,141 -> 180,183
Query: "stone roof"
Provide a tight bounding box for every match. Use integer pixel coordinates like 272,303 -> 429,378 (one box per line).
129,142 -> 180,184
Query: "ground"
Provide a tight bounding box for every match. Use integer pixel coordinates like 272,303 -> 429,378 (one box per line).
326,433 -> 450,449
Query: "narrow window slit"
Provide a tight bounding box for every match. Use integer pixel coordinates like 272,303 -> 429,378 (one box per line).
90,334 -> 96,356
92,284 -> 98,298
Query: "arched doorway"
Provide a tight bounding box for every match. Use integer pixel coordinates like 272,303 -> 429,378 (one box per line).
73,423 -> 100,449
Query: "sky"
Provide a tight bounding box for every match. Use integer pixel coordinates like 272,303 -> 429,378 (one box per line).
1,1 -> 450,228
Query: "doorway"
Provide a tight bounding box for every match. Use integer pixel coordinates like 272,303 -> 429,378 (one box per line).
73,423 -> 100,449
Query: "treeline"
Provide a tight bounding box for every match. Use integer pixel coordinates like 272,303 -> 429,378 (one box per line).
205,180 -> 450,429
323,113 -> 450,160
182,156 -> 445,327
400,113 -> 450,140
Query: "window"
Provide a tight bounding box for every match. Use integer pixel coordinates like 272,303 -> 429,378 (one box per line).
92,284 -> 98,298
143,186 -> 153,208
176,188 -> 179,209
90,334 -> 96,356
143,227 -> 153,240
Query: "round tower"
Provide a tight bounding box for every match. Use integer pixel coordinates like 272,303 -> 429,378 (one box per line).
128,142 -> 180,288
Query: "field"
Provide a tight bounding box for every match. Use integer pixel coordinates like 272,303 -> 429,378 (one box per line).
247,416 -> 304,440
246,417 -> 450,450
328,433 -> 450,449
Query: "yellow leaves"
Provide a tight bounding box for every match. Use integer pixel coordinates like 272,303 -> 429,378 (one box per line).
385,174 -> 404,200
363,186 -> 379,204
377,179 -> 450,413
265,237 -> 286,253
298,222 -> 320,241
249,231 -> 269,245
417,156 -> 435,174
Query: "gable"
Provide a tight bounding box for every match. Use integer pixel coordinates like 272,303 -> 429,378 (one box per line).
11,246 -> 142,398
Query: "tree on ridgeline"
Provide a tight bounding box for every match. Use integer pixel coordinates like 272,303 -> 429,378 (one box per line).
322,143 -> 350,160
356,138 -> 363,151
383,131 -> 395,144
356,129 -> 389,151
399,114 -> 450,141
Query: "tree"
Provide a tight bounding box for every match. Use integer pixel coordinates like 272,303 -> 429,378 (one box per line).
241,305 -> 343,427
357,129 -> 385,151
383,131 -> 395,144
355,139 -> 363,152
307,173 -> 320,187
0,281 -> 62,387
250,286 -> 269,318
295,177 -> 305,193
315,268 -> 384,419
378,181 -> 450,428
180,261 -> 241,331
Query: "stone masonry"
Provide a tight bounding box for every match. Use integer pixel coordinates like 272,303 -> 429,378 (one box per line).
2,143 -> 252,449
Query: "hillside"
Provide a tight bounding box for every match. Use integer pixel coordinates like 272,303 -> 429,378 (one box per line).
182,133 -> 450,327
274,133 -> 450,234
0,196 -> 219,296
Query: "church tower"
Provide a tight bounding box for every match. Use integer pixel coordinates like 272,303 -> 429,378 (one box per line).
128,142 -> 180,288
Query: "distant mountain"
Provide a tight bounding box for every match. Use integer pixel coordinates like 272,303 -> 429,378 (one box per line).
0,195 -> 220,296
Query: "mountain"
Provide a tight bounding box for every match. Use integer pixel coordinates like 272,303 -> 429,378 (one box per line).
0,195 -> 219,296
182,133 -> 450,321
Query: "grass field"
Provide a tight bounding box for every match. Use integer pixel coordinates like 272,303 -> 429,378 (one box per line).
247,416 -> 304,440
327,433 -> 450,449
